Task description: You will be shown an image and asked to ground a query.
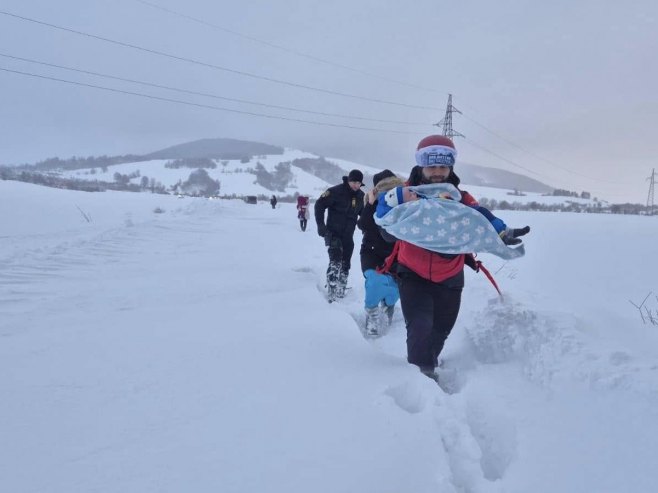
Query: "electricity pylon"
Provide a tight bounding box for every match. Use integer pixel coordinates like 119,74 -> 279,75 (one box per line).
647,168 -> 656,215
434,94 -> 464,139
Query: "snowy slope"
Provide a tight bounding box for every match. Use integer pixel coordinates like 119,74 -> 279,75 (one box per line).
53,147 -> 598,207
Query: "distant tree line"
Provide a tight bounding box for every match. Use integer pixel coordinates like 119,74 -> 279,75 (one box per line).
11,154 -> 148,172
1,169 -> 141,192
1,168 -> 172,195
2,162 -> 654,215
552,188 -> 592,199
478,197 -> 656,215
164,158 -> 217,169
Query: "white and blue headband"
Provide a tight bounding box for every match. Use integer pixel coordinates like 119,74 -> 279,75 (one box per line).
415,144 -> 457,167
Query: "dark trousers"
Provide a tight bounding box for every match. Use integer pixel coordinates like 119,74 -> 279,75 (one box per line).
398,274 -> 462,369
326,234 -> 355,286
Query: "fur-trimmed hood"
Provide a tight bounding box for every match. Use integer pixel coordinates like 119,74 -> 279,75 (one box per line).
365,174 -> 405,205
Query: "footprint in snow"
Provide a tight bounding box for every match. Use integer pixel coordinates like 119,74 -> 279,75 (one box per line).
384,380 -> 428,414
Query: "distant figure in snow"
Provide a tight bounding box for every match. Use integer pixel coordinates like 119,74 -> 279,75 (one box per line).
296,195 -> 310,232
270,195 -> 278,209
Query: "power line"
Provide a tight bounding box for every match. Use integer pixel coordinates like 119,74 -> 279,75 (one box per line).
132,0 -> 449,95
0,52 -> 431,127
0,10 -> 442,111
0,59 -> 555,183
0,58 -> 595,191
0,10 -> 633,196
462,136 -> 625,195
1,66 -> 629,199
460,113 -> 627,185
0,8 -> 600,190
132,1 -> 625,189
0,66 -> 424,135
431,94 -> 552,180
461,139 -> 551,180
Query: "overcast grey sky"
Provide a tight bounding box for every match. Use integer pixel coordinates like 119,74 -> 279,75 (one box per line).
1,0 -> 656,202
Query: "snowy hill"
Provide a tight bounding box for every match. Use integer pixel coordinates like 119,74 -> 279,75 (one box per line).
40,139 -> 597,207
2,179 -> 658,492
143,137 -> 285,161
457,161 -> 553,193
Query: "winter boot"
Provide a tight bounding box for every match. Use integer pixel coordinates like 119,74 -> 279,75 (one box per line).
419,366 -> 440,383
365,306 -> 381,336
326,261 -> 341,302
511,226 -> 531,238
382,303 -> 395,325
500,232 -> 522,245
336,269 -> 348,298
501,225 -> 531,245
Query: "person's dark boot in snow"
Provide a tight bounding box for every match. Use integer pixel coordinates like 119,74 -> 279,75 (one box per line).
511,226 -> 530,237
502,234 -> 522,246
383,303 -> 395,325
336,269 -> 348,298
326,261 -> 341,301
419,366 -> 440,383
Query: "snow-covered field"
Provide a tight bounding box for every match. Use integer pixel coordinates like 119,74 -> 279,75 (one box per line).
2,179 -> 658,492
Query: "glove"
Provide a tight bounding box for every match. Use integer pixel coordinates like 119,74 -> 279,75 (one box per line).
464,253 -> 480,272
317,225 -> 327,238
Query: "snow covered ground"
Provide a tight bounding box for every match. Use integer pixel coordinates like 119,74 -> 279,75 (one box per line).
2,179 -> 658,492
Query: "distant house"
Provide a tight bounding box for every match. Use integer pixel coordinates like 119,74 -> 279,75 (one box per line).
244,195 -> 258,204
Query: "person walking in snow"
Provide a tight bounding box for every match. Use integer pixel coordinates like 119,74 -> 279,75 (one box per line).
377,135 -> 528,382
314,169 -> 365,301
296,195 -> 310,232
357,169 -> 405,336
270,195 -> 278,209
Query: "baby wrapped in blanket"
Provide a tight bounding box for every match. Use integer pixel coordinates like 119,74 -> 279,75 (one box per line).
374,183 -> 529,260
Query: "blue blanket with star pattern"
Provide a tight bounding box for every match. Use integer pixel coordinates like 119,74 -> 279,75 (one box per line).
374,184 -> 524,260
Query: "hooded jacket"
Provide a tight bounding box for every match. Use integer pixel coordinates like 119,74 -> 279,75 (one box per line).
357,174 -> 405,272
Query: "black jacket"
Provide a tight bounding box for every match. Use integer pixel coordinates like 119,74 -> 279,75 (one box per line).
357,200 -> 395,272
314,177 -> 364,239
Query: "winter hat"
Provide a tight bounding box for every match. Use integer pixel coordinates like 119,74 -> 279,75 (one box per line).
373,169 -> 396,187
383,186 -> 405,208
415,135 -> 457,167
348,169 -> 364,183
